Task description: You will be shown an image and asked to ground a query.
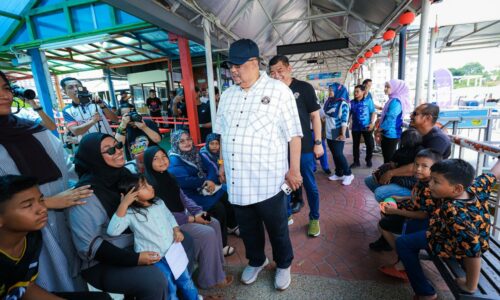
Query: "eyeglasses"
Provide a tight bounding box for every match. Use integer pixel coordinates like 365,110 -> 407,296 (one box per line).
101,141 -> 124,155
227,58 -> 258,69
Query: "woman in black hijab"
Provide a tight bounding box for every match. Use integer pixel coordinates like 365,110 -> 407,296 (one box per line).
68,133 -> 169,299
144,146 -> 232,289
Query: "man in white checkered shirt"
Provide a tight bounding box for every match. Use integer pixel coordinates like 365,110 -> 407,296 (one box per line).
213,39 -> 303,291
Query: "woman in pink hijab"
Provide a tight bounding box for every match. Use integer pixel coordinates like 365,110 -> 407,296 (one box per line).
376,79 -> 412,163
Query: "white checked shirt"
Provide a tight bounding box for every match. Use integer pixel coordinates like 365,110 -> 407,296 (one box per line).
213,72 -> 303,206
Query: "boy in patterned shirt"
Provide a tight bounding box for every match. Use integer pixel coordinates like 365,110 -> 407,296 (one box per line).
377,149 -> 442,280
396,158 -> 499,299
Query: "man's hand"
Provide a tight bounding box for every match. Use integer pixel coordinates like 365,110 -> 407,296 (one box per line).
91,113 -> 101,124
368,123 -> 375,131
135,120 -> 148,130
138,251 -> 160,265
313,144 -> 324,158
120,114 -> 131,128
335,134 -> 346,141
194,213 -> 211,224
44,185 -> 93,209
285,168 -> 303,191
379,170 -> 393,185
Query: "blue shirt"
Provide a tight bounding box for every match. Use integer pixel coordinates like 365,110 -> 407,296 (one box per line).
324,100 -> 349,140
350,97 -> 375,131
380,99 -> 403,139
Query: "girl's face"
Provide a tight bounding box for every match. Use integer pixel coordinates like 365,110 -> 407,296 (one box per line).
384,83 -> 391,95
0,75 -> 13,116
208,140 -> 220,154
328,87 -> 334,97
101,137 -> 125,168
178,133 -> 193,152
354,88 -> 364,100
152,150 -> 169,172
136,179 -> 155,204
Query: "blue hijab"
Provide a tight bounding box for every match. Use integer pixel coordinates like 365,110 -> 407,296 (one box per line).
324,82 -> 349,117
200,133 -> 220,162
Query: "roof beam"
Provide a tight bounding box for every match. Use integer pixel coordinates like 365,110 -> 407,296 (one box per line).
273,11 -> 347,24
102,0 -> 226,49
226,0 -> 254,29
256,0 -> 285,44
327,0 -> 378,31
107,40 -> 160,58
447,21 -> 500,45
0,10 -> 22,20
110,57 -> 168,68
343,0 -> 355,33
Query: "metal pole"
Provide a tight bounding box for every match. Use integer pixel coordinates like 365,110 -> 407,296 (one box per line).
391,47 -> 397,79
28,48 -> 58,136
398,26 -> 407,80
216,53 -> 223,92
427,22 -> 438,103
203,18 -> 217,127
105,68 -> 117,109
415,0 -> 431,106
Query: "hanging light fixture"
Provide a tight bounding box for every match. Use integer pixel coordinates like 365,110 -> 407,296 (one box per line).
364,50 -> 373,58
372,44 -> 382,54
357,57 -> 366,64
398,11 -> 416,26
383,29 -> 396,41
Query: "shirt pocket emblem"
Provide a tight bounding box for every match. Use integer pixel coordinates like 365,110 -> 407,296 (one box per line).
261,96 -> 270,104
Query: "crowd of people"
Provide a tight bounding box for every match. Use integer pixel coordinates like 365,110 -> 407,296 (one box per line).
1,37 -> 499,300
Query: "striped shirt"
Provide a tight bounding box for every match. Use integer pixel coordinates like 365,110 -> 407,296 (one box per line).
213,72 -> 303,206
107,200 -> 179,256
62,103 -> 113,142
324,101 -> 349,140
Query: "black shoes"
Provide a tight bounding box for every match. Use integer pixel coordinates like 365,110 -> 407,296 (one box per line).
350,162 -> 361,168
291,201 -> 304,214
366,161 -> 373,168
369,236 -> 393,251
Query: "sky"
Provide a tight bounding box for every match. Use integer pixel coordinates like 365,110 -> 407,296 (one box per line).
412,0 -> 500,71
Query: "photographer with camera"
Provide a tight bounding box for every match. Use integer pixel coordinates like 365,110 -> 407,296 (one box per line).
114,106 -> 161,163
11,85 -> 57,131
61,77 -> 118,142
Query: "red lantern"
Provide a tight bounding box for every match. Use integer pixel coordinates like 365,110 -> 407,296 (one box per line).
357,57 -> 366,64
364,50 -> 373,58
399,11 -> 415,26
349,68 -> 354,73
383,29 -> 396,41
372,44 -> 382,54
353,63 -> 360,69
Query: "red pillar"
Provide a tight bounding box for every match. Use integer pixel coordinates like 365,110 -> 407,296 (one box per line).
175,35 -> 201,144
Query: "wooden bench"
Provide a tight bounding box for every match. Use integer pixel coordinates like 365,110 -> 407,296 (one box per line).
431,237 -> 500,299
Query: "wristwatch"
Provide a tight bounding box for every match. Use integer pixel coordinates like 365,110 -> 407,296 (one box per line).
314,139 -> 322,145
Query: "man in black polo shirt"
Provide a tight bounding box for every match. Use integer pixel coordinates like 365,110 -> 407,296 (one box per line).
269,55 -> 324,237
195,86 -> 212,142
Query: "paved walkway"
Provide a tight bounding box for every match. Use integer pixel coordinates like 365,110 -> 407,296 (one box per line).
205,142 -> 454,300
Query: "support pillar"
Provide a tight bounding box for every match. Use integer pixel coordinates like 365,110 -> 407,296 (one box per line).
176,35 -> 201,144
216,54 -> 222,92
53,74 -> 65,110
427,23 -> 438,102
415,0 -> 431,106
390,47 -> 397,80
28,48 -> 57,136
398,26 -> 407,80
105,68 -> 117,108
203,18 -> 217,130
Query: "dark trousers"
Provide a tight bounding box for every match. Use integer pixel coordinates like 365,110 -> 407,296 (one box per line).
207,192 -> 237,247
53,292 -> 111,300
233,192 -> 294,269
381,136 -> 399,163
82,264 -> 168,300
327,139 -> 352,176
352,130 -> 374,164
396,231 -> 436,296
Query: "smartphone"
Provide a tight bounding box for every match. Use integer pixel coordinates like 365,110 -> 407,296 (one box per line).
202,212 -> 211,221
281,182 -> 292,195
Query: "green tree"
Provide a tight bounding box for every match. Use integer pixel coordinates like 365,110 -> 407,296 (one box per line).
449,67 -> 464,76
461,62 -> 485,75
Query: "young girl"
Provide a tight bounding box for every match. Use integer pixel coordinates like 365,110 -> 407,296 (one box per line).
107,174 -> 200,300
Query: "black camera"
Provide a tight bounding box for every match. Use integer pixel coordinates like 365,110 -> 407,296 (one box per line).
12,85 -> 36,100
77,86 -> 92,104
128,111 -> 143,123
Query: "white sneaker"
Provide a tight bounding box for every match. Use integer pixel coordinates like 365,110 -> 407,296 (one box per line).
342,174 -> 355,186
274,266 -> 291,291
241,258 -> 269,285
328,174 -> 345,181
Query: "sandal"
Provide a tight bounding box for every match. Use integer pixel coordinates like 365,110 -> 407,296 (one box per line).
227,226 -> 240,237
214,275 -> 234,288
223,245 -> 235,257
378,265 -> 409,281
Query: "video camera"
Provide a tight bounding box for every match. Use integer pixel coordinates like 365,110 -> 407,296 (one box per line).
77,86 -> 93,104
127,111 -> 143,123
11,85 -> 36,100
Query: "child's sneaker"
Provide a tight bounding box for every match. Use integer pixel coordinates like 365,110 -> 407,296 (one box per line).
342,174 -> 354,186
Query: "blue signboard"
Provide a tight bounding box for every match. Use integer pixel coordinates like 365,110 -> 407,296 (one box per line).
307,72 -> 341,80
438,109 -> 490,129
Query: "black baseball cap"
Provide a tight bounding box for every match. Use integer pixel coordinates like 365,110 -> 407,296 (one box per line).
226,39 -> 259,65
120,90 -> 128,96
